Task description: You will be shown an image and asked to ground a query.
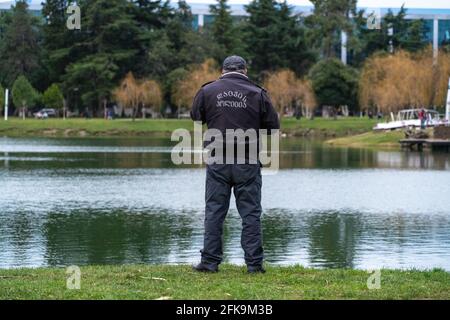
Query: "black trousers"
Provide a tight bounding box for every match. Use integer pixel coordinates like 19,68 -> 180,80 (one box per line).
201,163 -> 263,267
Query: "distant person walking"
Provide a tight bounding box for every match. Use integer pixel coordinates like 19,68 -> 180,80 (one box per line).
190,56 -> 279,274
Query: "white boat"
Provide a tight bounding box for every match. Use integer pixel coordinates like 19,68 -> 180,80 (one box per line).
373,109 -> 445,131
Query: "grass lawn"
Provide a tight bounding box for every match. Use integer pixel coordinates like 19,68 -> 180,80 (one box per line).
0,117 -> 378,137
0,264 -> 449,300
0,118 -> 194,136
325,131 -> 405,148
281,117 -> 378,136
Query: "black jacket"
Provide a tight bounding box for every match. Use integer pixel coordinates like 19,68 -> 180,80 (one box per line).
190,72 -> 280,163
190,72 -> 279,132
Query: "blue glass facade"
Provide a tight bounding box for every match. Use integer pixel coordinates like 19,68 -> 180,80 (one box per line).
439,19 -> 450,46
204,15 -> 215,27
422,19 -> 434,44
192,14 -> 199,30
192,14 -> 246,29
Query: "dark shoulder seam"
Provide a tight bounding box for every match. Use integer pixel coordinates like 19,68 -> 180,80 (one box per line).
201,80 -> 216,88
251,81 -> 267,92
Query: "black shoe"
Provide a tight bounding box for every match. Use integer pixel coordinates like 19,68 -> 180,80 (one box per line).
192,262 -> 218,273
247,266 -> 266,274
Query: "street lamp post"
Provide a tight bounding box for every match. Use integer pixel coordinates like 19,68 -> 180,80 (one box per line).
4,89 -> 8,121
388,25 -> 394,53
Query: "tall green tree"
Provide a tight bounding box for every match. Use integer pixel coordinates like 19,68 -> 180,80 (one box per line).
164,0 -> 193,55
147,1 -> 220,113
131,0 -> 173,76
0,10 -> 12,41
0,0 -> 40,87
42,84 -> 64,111
209,0 -> 245,61
148,1 -> 217,74
63,0 -> 142,115
308,58 -> 358,113
132,0 -> 172,29
42,1 -> 78,85
306,0 -> 357,59
384,7 -> 427,53
351,6 -> 427,65
0,84 -> 4,114
245,0 -> 315,77
12,76 -> 38,119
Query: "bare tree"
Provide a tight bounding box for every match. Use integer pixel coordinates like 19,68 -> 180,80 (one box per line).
114,72 -> 162,120
140,80 -> 162,119
432,50 -> 450,107
298,79 -> 317,119
264,69 -> 317,118
114,72 -> 141,120
359,47 -> 450,115
172,59 -> 221,115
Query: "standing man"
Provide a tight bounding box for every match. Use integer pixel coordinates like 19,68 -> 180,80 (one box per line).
419,108 -> 426,129
190,56 -> 279,274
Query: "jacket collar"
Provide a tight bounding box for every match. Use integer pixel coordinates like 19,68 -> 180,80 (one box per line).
220,72 -> 249,80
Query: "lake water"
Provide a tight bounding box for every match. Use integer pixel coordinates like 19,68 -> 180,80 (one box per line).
1,136 -> 450,270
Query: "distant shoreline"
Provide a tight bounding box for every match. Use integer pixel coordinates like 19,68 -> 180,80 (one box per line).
0,117 -> 380,140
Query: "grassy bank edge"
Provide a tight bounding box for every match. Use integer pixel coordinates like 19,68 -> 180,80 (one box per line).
0,264 -> 449,300
325,131 -> 405,148
0,118 -> 378,138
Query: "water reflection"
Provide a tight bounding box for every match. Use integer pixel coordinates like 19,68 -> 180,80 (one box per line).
42,210 -> 201,266
1,137 -> 450,270
306,212 -> 362,269
0,136 -> 449,170
1,208 -> 449,269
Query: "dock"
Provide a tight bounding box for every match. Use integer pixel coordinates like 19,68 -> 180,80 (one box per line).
399,139 -> 450,151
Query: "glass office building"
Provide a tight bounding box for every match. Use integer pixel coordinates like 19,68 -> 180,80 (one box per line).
439,19 -> 450,45
0,0 -> 40,14
187,2 -> 450,64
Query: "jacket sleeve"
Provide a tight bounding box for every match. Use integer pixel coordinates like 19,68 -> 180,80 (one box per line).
260,90 -> 280,132
190,88 -> 206,123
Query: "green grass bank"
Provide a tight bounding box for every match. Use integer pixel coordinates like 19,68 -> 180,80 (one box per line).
325,131 -> 405,148
1,265 -> 449,300
0,117 -> 378,138
0,118 -> 193,137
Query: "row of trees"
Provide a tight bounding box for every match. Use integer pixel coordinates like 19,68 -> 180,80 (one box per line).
0,0 -> 448,118
168,47 -> 450,118
359,48 -> 450,113
0,76 -> 64,118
